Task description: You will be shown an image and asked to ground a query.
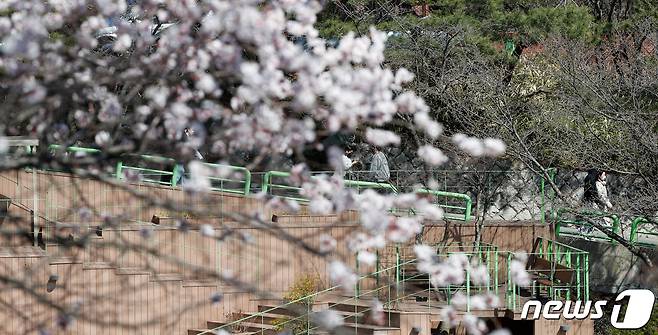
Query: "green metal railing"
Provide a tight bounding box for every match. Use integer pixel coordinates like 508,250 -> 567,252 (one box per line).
262,170 -> 399,202
555,208 -> 621,244
262,171 -> 472,221
630,217 -> 658,248
170,163 -> 252,195
392,243 -> 500,311
49,145 -> 253,195
415,189 -> 472,222
194,162 -> 252,195
49,144 -> 103,155
54,145 -> 658,240
537,238 -> 589,302
555,209 -> 658,248
116,154 -> 178,186
506,237 -> 589,311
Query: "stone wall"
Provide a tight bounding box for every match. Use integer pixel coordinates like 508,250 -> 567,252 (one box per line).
373,151 -> 655,223
563,238 -> 658,294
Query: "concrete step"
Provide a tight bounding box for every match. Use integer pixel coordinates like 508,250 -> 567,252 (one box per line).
116,267 -> 151,275
151,273 -> 184,282
82,261 -> 115,270
207,321 -> 277,335
257,304 -> 297,316
324,300 -> 398,315
234,312 -> 290,325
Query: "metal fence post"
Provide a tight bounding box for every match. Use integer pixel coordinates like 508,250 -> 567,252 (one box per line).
116,161 -> 123,180
172,164 -> 182,187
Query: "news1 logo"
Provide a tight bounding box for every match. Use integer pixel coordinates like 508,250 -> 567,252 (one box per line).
521,289 -> 655,329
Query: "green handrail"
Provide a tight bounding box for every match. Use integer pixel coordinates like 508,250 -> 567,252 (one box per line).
262,171 -> 472,220
555,208 -> 620,243
262,170 -> 399,200
49,144 -> 102,154
115,154 -> 251,194
47,145 -> 478,215
344,179 -> 399,193
415,188 -> 472,222
630,217 -> 658,248
200,162 -> 252,195
116,154 -> 177,186
261,170 -> 289,194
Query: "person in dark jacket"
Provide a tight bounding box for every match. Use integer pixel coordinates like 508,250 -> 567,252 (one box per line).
583,170 -> 613,211
580,169 -> 613,234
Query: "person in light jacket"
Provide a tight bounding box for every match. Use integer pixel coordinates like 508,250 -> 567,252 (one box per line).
338,149 -> 359,178
369,146 -> 390,183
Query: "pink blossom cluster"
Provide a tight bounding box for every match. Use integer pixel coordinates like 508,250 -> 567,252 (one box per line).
1,0 -> 434,156
414,245 -> 491,287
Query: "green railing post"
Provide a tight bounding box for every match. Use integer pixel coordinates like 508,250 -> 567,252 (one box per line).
243,169 -> 252,195
628,217 -> 658,248
116,161 -> 123,180
630,218 -> 641,245
172,164 -> 182,187
262,171 -> 273,194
